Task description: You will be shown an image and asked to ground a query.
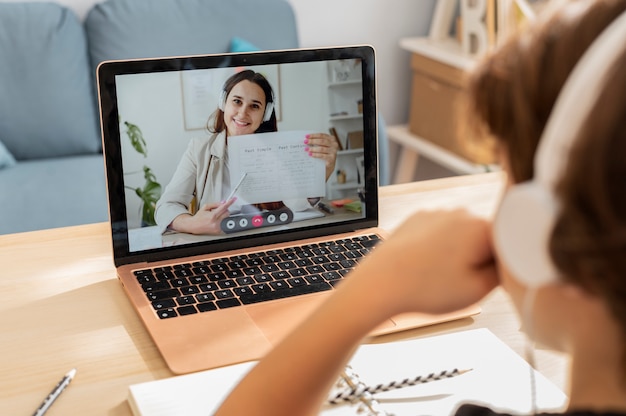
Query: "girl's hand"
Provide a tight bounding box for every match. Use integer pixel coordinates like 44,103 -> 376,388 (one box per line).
348,209 -> 499,318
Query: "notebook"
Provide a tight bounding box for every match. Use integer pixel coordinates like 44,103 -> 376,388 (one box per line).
96,45 -> 480,374
127,329 -> 567,415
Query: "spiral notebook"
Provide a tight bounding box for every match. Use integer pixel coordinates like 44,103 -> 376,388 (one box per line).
128,329 -> 567,416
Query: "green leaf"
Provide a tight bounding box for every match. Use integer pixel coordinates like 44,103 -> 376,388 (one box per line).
122,120 -> 162,226
130,166 -> 162,226
137,166 -> 162,226
125,121 -> 148,157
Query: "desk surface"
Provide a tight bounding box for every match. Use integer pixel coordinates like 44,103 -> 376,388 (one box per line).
0,172 -> 568,415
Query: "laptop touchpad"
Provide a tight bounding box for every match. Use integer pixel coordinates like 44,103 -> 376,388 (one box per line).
246,294 -> 396,345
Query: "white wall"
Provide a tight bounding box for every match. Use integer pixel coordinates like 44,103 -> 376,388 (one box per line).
7,0 -> 436,125
288,0 -> 436,125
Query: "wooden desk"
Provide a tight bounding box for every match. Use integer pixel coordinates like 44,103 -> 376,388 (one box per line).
0,172 -> 567,415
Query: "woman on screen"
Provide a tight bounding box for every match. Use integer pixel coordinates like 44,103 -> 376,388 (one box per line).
155,69 -> 338,235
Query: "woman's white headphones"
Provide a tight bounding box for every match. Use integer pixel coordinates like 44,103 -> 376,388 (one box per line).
492,9 -> 626,289
218,89 -> 275,122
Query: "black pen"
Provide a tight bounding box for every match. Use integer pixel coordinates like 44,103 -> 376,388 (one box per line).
317,201 -> 334,214
33,368 -> 76,416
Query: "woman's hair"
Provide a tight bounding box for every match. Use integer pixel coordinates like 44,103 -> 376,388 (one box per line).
466,0 -> 626,372
464,0 -> 626,183
207,69 -> 277,134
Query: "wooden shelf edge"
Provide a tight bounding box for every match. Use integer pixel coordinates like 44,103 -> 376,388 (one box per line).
399,37 -> 477,71
387,124 -> 497,175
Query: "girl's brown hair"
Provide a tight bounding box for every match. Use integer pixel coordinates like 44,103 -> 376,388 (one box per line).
465,0 -> 626,372
550,47 -> 626,366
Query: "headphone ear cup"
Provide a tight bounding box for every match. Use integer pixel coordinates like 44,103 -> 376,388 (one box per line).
218,90 -> 227,112
263,101 -> 274,122
493,182 -> 561,288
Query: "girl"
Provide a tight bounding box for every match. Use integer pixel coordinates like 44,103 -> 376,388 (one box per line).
216,0 -> 626,414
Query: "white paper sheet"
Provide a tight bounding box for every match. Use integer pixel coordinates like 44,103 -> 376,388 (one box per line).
228,130 -> 327,204
128,329 -> 567,416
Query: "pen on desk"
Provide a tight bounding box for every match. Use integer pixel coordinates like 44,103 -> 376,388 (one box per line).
327,367 -> 472,405
33,368 -> 76,416
316,201 -> 334,214
226,172 -> 248,202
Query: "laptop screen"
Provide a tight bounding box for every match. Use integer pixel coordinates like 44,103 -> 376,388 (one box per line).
97,46 -> 378,266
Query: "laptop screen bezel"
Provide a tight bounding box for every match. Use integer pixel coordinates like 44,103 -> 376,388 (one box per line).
97,45 -> 378,267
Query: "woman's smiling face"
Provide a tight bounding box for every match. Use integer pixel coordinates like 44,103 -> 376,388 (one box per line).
223,80 -> 267,136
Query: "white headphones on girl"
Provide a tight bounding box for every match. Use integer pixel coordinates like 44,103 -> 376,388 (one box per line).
218,89 -> 275,122
492,9 -> 626,289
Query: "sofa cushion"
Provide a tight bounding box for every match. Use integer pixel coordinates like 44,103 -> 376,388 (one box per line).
0,154 -> 109,234
85,0 -> 299,70
0,3 -> 101,161
0,140 -> 16,169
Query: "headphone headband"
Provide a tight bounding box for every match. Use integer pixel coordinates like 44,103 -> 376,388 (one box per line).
534,8 -> 626,189
493,8 -> 626,288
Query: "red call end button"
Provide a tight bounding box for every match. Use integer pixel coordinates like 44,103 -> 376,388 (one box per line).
252,215 -> 264,227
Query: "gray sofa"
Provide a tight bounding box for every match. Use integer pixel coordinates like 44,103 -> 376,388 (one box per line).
0,0 -> 388,235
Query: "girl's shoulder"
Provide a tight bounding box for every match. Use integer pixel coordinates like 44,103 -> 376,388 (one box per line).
456,404 -> 626,416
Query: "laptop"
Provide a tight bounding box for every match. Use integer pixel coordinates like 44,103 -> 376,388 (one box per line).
97,45 -> 480,374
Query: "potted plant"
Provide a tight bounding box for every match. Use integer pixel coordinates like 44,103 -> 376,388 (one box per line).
123,120 -> 162,226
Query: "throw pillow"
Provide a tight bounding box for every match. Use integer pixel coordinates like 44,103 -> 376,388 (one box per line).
229,37 -> 260,52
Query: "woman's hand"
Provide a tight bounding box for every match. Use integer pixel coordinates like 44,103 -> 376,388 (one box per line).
305,133 -> 339,180
171,199 -> 235,235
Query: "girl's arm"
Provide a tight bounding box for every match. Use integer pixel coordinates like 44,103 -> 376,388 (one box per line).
215,209 -> 499,416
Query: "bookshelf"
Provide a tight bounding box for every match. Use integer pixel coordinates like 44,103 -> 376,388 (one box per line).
326,60 -> 365,199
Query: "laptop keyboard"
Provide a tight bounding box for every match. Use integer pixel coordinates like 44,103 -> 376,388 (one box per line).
134,234 -> 382,319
